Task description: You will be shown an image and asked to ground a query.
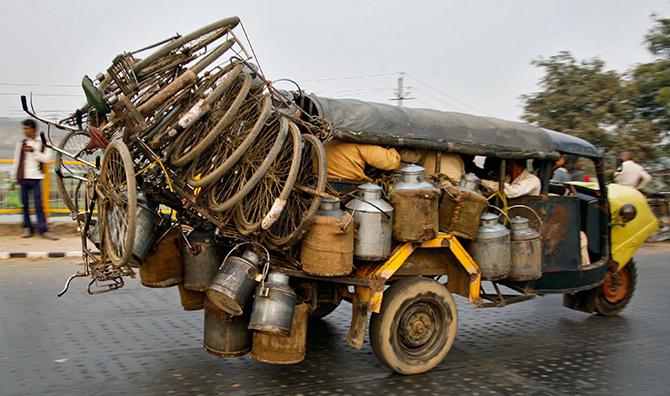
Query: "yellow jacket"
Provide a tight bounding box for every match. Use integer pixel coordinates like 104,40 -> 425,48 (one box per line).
325,140 -> 401,181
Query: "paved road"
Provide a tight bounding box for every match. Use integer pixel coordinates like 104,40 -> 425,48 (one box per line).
1,245 -> 669,395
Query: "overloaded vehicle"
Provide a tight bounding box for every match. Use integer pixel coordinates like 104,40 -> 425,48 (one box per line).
22,16 -> 659,375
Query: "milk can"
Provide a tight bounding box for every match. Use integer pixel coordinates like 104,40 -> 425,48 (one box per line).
509,211 -> 543,280
182,230 -> 221,291
140,227 -> 184,288
345,183 -> 393,261
130,191 -> 160,266
470,211 -> 511,280
203,297 -> 252,357
248,272 -> 297,336
389,165 -> 439,242
207,248 -> 264,316
300,198 -> 354,276
439,173 -> 488,239
251,302 -> 308,364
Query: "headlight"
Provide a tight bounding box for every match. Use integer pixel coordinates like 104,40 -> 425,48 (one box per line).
620,204 -> 637,223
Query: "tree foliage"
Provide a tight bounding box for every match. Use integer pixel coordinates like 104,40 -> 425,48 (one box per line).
521,16 -> 670,166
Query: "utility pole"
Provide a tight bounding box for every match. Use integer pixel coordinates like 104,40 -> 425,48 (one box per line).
391,72 -> 412,107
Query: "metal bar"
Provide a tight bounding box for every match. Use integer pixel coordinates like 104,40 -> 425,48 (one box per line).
278,268 -> 376,287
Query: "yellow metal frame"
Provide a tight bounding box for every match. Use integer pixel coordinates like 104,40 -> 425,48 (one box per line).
354,232 -> 481,313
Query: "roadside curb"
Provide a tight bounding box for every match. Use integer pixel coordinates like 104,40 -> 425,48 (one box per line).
0,251 -> 81,260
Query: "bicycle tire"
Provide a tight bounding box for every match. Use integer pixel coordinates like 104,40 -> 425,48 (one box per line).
205,115 -> 289,213
133,16 -> 240,74
98,140 -> 137,267
55,130 -> 101,214
233,121 -> 302,235
265,133 -> 328,249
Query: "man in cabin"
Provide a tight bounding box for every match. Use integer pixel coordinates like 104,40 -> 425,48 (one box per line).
324,139 -> 401,183
613,151 -> 652,190
12,119 -> 58,240
482,159 -> 541,198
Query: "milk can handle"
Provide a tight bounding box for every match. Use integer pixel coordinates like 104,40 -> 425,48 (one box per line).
507,204 -> 544,234
487,205 -> 511,225
218,241 -> 271,272
344,192 -> 391,219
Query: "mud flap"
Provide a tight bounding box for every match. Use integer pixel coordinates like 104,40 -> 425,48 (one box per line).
346,292 -> 368,349
563,287 -> 597,313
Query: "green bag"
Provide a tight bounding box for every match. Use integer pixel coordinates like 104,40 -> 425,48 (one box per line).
5,182 -> 21,208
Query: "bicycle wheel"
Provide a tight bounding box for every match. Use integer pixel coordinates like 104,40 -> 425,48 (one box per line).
55,130 -> 101,214
204,115 -> 289,213
133,16 -> 240,75
98,140 -> 137,267
265,133 -> 328,249
233,121 -> 302,235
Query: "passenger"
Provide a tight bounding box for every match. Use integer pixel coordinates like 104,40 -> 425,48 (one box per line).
613,151 -> 652,190
481,159 -> 541,198
399,149 -> 465,184
551,154 -> 571,183
325,139 -> 401,182
565,155 -> 591,182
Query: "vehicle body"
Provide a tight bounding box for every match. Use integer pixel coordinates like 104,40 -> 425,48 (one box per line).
285,95 -> 659,374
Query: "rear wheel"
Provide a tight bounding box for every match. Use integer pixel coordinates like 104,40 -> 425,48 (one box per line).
594,261 -> 637,316
369,277 -> 458,375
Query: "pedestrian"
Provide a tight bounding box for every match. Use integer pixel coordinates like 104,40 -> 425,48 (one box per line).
613,151 -> 652,190
550,154 -> 571,183
11,119 -> 58,240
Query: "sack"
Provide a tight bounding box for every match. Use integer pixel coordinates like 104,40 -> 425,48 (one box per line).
5,182 -> 21,208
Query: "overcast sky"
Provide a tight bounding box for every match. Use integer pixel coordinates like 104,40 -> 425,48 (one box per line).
1,0 -> 668,122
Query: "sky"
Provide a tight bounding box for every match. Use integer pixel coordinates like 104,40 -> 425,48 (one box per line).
1,0 -> 669,122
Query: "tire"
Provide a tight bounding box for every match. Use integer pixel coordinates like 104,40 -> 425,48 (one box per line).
55,131 -> 100,214
369,277 -> 458,375
309,302 -> 340,320
594,260 -> 637,316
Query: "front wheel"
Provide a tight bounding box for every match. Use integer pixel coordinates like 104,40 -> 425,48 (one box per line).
369,277 -> 458,375
594,261 -> 637,316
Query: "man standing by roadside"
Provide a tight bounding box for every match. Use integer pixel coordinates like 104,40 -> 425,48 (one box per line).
11,119 -> 58,240
613,151 -> 652,190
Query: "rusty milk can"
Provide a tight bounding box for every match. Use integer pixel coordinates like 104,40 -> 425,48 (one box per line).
182,230 -> 221,291
177,284 -> 205,311
140,227 -> 184,288
390,164 -> 440,242
439,173 -> 488,239
207,248 -> 264,316
470,211 -> 511,280
345,183 -> 393,261
251,302 -> 308,365
130,191 -> 161,266
203,297 -> 252,357
300,198 -> 354,276
509,213 -> 543,281
248,272 -> 297,336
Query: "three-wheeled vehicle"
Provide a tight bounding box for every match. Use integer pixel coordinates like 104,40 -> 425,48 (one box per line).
284,95 -> 659,375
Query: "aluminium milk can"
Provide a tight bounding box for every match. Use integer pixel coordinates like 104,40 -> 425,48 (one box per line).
300,198 -> 354,276
207,249 -> 264,316
248,272 -> 297,336
345,183 -> 394,261
251,302 -> 308,365
439,173 -> 488,239
509,216 -> 542,280
182,230 -> 221,291
140,227 -> 184,288
203,297 -> 252,357
470,212 -> 511,280
389,165 -> 439,242
130,191 -> 161,266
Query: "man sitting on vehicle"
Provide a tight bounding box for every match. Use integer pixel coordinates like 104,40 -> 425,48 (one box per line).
325,139 -> 401,182
613,151 -> 652,190
482,159 -> 541,198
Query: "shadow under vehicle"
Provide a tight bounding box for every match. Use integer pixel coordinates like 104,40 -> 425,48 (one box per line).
288,95 -> 659,374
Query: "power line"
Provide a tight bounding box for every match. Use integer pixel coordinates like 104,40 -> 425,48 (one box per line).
410,86 -> 470,113
404,73 -> 489,115
0,93 -> 84,97
0,83 -> 80,88
297,72 -> 401,84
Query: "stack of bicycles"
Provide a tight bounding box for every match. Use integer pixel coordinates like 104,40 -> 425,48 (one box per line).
22,17 -> 329,294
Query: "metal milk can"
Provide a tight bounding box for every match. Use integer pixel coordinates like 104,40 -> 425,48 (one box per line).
207,248 -> 264,316
130,191 -> 161,266
345,183 -> 394,261
389,165 -> 440,242
470,211 -> 511,280
248,272 -> 297,336
509,214 -> 543,281
300,198 -> 354,276
203,297 -> 252,357
182,230 -> 221,291
439,173 -> 488,239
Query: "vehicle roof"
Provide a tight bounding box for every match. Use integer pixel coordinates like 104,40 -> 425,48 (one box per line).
298,95 -> 601,160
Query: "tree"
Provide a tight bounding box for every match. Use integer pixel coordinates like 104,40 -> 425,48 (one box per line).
521,17 -> 670,167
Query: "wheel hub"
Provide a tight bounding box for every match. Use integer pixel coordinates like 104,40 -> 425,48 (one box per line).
603,269 -> 630,303
400,304 -> 439,348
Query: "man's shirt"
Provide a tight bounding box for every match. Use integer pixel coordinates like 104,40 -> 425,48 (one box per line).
613,160 -> 652,189
12,137 -> 51,181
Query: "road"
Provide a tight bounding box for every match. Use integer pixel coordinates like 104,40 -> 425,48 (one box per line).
1,245 -> 668,395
